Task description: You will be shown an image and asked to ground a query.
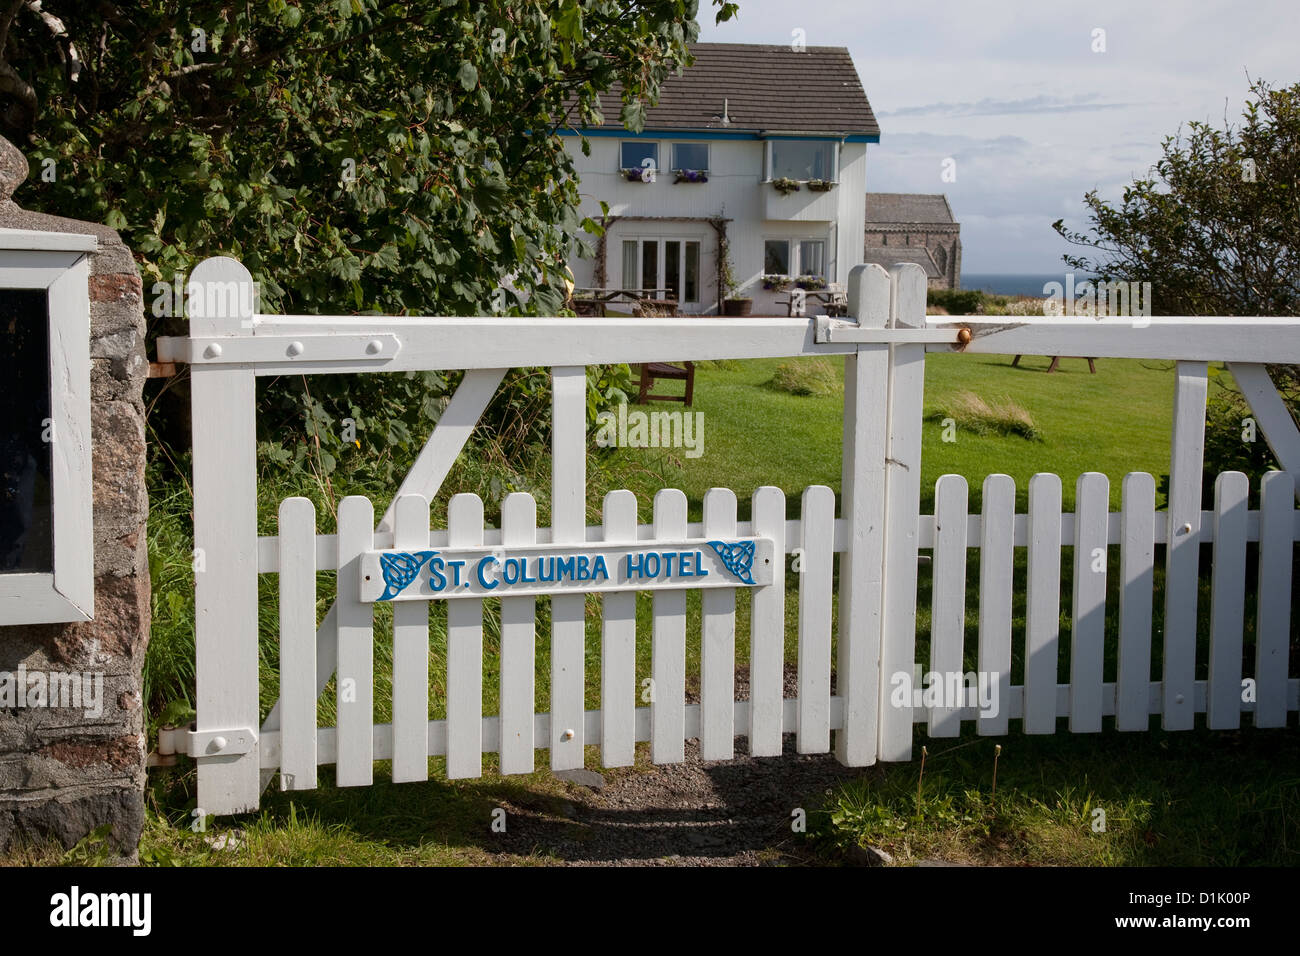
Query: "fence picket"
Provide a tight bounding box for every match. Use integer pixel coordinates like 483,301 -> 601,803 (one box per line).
1254,471 -> 1295,728
701,488 -> 739,760
550,366 -> 588,770
1163,362 -> 1208,730
278,497 -> 317,791
978,475 -> 1014,736
1070,473 -> 1109,733
600,490 -> 639,767
797,485 -> 835,753
446,493 -> 484,778
652,489 -> 688,763
391,494 -> 431,783
930,475 -> 968,737
1116,473 -> 1156,731
749,487 -> 787,756
499,493 -> 537,774
1206,471 -> 1248,729
1024,474 -> 1062,734
336,496 -> 375,786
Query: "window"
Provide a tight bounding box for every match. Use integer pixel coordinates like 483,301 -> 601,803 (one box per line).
799,240 -> 825,277
620,141 -> 658,172
621,241 -> 638,289
764,239 -> 790,275
619,238 -> 702,303
769,140 -> 836,181
684,242 -> 700,303
671,142 -> 709,172
0,231 -> 95,624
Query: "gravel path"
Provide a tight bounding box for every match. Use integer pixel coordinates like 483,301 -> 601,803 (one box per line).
490,667 -> 880,866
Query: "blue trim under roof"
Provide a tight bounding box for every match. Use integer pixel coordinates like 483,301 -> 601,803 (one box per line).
555,128 -> 878,143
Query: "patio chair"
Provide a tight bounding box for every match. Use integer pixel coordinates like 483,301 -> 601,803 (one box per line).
632,298 -> 695,406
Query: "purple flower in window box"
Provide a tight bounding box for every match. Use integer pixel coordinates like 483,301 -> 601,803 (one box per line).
623,166 -> 655,183
674,168 -> 709,184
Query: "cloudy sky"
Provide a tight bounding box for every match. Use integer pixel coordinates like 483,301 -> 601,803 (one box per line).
699,0 -> 1300,273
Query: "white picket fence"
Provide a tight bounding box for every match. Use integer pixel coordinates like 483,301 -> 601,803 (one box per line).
156,256 -> 1300,815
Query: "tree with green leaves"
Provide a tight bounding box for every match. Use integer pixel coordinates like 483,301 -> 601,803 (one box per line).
2,0 -> 737,485
1054,77 -> 1299,495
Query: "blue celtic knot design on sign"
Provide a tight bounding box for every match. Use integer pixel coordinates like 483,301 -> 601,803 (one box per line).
706,540 -> 756,585
378,550 -> 438,601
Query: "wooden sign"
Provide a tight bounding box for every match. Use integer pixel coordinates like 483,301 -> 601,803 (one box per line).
359,537 -> 775,602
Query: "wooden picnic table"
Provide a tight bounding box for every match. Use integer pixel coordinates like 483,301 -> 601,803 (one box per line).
570,288 -> 673,317
1012,354 -> 1098,373
776,287 -> 849,317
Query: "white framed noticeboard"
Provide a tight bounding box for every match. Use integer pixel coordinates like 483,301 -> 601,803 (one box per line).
0,228 -> 96,625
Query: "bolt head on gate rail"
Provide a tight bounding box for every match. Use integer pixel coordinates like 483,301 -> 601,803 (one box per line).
156,333 -> 403,366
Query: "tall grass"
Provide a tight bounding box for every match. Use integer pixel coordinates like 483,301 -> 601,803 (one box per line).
926,389 -> 1041,441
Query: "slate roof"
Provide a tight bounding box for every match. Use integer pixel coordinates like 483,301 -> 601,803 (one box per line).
862,247 -> 941,278
864,193 -> 957,225
572,44 -> 879,136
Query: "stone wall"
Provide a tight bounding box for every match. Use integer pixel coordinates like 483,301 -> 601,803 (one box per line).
0,136 -> 150,858
864,225 -> 963,291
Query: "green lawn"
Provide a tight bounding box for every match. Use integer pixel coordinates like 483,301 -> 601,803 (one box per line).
590,352 -> 1179,517
28,351 -> 1293,868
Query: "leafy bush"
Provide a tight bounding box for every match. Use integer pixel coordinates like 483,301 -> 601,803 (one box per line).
1191,374 -> 1286,506
926,289 -> 987,315
9,0 -> 735,486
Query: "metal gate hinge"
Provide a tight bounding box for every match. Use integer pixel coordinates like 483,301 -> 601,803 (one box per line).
186,726 -> 258,758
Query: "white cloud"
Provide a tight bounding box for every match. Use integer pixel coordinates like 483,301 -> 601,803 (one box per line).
699,0 -> 1300,272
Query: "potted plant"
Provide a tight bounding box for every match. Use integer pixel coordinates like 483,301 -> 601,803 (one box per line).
771,176 -> 801,195
806,179 -> 835,192
762,274 -> 793,292
795,275 -> 827,290
719,233 -> 752,316
622,166 -> 654,183
673,168 -> 709,184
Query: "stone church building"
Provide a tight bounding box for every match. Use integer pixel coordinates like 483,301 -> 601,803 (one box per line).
863,193 -> 961,290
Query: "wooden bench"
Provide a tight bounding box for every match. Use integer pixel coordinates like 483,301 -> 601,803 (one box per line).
637,361 -> 695,406
630,297 -> 694,405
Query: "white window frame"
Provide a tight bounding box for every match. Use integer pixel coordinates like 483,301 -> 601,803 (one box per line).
763,139 -> 840,183
619,140 -> 660,175
798,239 -> 827,277
670,142 -> 710,173
620,236 -> 704,305
0,229 -> 96,624
762,238 -> 792,277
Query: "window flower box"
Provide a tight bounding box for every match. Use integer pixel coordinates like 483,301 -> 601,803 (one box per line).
806,179 -> 835,192
795,276 -> 827,290
622,167 -> 655,183
673,168 -> 709,184
771,177 -> 801,196
762,274 -> 793,292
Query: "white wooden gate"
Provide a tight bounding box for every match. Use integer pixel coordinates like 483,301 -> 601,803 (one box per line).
157,258 -> 1300,816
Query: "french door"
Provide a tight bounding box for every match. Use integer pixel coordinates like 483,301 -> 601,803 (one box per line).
621,238 -> 701,306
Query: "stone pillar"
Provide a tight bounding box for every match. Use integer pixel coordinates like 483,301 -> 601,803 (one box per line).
0,136 -> 150,858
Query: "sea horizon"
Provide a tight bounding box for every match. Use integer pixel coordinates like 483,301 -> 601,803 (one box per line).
961,273 -> 1098,297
